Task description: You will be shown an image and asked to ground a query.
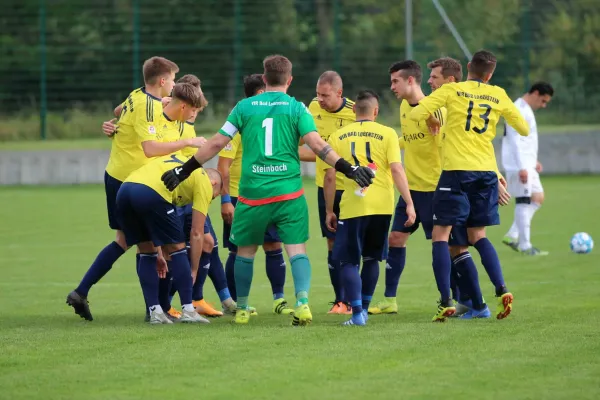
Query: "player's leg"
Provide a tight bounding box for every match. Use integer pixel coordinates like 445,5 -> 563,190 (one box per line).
263,237 -> 294,315
519,171 -> 547,255
502,171 -> 520,250
318,187 -> 345,312
333,216 -> 367,326
360,215 -> 392,319
466,172 -> 513,319
229,202 -> 269,324
202,216 -> 235,314
430,171 -> 470,321
192,228 -> 223,317
67,172 -> 129,320
275,196 -> 312,326
223,197 -> 238,301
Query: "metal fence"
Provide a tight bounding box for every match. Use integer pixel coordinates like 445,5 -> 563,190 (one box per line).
1,0 -> 599,140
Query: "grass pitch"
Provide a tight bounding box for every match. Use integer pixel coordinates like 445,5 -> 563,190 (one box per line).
1,177 -> 599,399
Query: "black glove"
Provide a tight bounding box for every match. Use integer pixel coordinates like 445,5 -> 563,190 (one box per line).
162,168 -> 188,191
345,165 -> 375,188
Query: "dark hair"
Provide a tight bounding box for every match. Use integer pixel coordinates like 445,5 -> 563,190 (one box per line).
388,60 -> 422,84
263,54 -> 292,86
243,74 -> 265,98
142,56 -> 179,85
177,74 -> 201,87
468,50 -> 497,79
354,89 -> 379,114
427,57 -> 463,82
529,81 -> 554,97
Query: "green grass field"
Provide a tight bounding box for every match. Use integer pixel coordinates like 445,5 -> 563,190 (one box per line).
1,177 -> 600,400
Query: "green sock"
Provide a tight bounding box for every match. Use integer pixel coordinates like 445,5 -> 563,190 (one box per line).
234,256 -> 254,309
290,254 -> 311,306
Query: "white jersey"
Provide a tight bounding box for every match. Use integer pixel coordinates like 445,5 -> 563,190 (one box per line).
502,97 -> 538,171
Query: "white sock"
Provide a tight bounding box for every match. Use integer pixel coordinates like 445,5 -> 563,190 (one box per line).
506,219 -> 519,240
182,303 -> 195,312
516,204 -> 532,251
149,305 -> 164,314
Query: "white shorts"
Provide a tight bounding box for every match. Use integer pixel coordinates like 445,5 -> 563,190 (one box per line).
506,169 -> 543,198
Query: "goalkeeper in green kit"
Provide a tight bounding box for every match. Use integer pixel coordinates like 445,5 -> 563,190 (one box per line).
162,55 -> 374,326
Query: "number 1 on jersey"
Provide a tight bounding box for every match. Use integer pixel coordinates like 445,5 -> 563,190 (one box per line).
262,118 -> 273,156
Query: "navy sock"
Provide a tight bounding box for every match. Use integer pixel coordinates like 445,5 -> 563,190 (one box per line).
360,257 -> 379,310
450,265 -> 460,302
453,252 -> 484,310
341,262 -> 362,315
169,250 -> 193,305
225,251 -> 237,301
158,271 -> 172,312
328,250 -> 344,302
138,253 -> 159,309
135,254 -> 149,316
384,247 -> 406,297
432,241 -> 452,301
474,238 -> 507,295
75,241 -> 125,297
265,249 -> 286,300
208,246 -> 228,293
192,251 -> 211,302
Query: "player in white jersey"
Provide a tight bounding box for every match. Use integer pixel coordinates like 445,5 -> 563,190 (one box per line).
501,82 -> 554,255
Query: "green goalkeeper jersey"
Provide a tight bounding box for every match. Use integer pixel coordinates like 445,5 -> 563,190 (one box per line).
218,91 -> 317,204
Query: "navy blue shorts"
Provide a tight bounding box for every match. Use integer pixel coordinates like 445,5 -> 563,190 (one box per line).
104,171 -> 123,230
391,190 -> 435,239
317,187 -> 344,239
433,171 -> 500,227
332,215 -> 391,265
179,205 -> 213,244
116,183 -> 184,247
223,196 -> 281,252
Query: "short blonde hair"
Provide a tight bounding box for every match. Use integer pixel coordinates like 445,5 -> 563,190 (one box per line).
172,83 -> 208,109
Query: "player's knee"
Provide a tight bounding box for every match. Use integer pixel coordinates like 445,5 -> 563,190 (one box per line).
163,242 -> 186,255
449,246 -> 468,258
262,241 -> 282,252
326,238 -> 335,251
203,233 -> 215,253
388,231 -> 409,247
114,230 -> 129,251
137,241 -> 156,254
467,228 -> 486,244
432,226 -> 452,242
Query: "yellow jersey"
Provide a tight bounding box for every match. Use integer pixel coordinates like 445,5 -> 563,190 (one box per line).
180,121 -> 198,158
400,100 -> 445,192
125,154 -> 213,215
409,80 -> 529,172
308,98 -> 355,189
106,87 -> 164,181
327,121 -> 401,219
217,134 -> 242,197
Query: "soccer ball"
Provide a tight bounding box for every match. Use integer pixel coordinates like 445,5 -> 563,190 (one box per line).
570,232 -> 594,254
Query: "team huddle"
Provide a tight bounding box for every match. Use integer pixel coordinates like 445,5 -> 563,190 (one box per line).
66,49 -> 553,326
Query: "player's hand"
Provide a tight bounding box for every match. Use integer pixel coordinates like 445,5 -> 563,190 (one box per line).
426,115 -> 441,136
102,118 -> 117,137
498,181 -> 511,206
404,203 -> 416,227
518,169 -> 528,184
161,96 -> 172,108
156,256 -> 168,279
221,202 -> 235,225
499,176 -> 507,188
325,211 -> 337,232
345,165 -> 375,188
536,161 -> 543,173
162,167 -> 189,191
188,136 -> 207,148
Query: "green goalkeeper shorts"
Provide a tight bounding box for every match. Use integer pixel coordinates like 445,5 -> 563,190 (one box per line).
230,195 -> 309,247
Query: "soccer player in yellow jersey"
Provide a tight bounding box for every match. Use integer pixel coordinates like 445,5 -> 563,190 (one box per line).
118,153 -> 222,324
308,71 -> 356,314
324,90 -> 415,326
410,50 -> 529,321
218,74 -> 294,316
67,58 -> 203,321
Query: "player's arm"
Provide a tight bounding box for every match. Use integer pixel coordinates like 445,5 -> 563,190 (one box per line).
114,104 -> 123,118
141,137 -> 204,158
218,156 -> 235,225
188,209 -> 206,283
323,167 -> 337,232
409,85 -> 451,123
502,94 -> 529,137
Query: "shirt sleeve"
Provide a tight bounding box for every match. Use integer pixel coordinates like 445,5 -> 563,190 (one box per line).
218,134 -> 240,159
387,129 -> 402,164
297,102 -> 317,137
191,175 -> 212,214
501,91 -> 529,137
410,84 -> 452,122
219,104 -> 242,138
135,98 -> 161,143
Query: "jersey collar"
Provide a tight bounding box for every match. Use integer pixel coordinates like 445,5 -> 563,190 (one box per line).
163,112 -> 174,122
332,98 -> 347,113
142,87 -> 162,101
468,78 -> 484,83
